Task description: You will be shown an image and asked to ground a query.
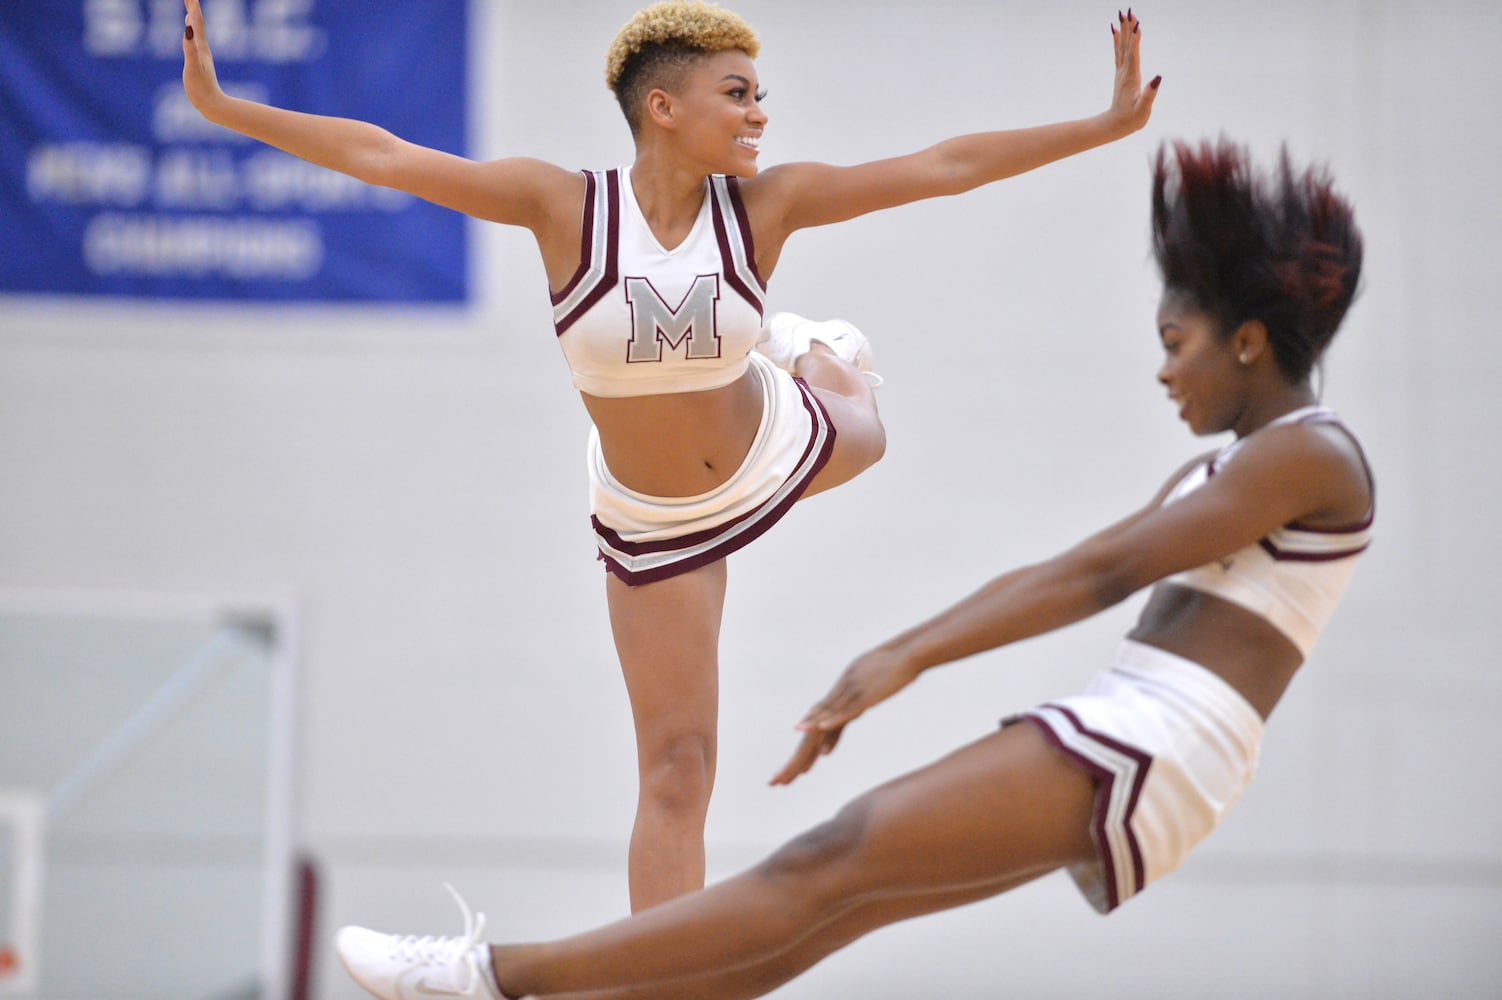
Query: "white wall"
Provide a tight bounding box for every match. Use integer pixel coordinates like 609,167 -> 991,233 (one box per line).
2,1 -> 1499,997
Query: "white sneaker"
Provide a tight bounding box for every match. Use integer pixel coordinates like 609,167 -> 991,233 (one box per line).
336,884 -> 505,1000
756,312 -> 884,387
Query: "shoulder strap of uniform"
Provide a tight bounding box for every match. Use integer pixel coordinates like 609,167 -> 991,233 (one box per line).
552,168 -> 620,335
708,174 -> 766,316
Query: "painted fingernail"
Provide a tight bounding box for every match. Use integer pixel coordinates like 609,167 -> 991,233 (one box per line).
1150,75 -> 1162,88
1134,22 -> 1140,33
184,24 -> 194,40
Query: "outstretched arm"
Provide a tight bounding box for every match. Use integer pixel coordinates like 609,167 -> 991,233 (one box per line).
180,0 -> 573,230
768,504 -> 1161,785
771,425 -> 1369,785
753,10 -> 1161,237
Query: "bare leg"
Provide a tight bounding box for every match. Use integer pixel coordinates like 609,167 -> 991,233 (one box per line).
606,561 -> 727,912
491,722 -> 1096,998
796,346 -> 887,498
605,344 -> 881,910
528,870 -> 1052,1000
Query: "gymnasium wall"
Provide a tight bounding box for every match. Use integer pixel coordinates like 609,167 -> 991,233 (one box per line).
2,1 -> 1497,997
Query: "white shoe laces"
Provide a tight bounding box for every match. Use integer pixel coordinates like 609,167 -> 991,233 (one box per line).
385,883 -> 490,996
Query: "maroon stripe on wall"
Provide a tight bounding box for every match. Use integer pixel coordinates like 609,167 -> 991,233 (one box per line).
289,855 -> 319,1000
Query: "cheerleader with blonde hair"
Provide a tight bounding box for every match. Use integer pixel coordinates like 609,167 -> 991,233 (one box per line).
182,0 -> 1161,911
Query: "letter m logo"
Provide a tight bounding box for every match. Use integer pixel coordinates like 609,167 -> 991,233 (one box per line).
624,274 -> 722,363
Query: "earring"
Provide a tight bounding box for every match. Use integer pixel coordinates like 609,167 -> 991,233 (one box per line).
1239,352 -> 1252,365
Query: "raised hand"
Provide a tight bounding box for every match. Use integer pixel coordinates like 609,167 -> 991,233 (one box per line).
1107,9 -> 1161,135
181,0 -> 225,115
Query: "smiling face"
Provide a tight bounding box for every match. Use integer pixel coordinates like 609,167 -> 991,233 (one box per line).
1155,290 -> 1246,436
658,49 -> 766,176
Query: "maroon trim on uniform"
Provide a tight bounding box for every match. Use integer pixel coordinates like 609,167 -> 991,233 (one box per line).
594,377 -> 835,586
1290,412 -> 1378,531
1258,537 -> 1372,562
1204,416 -> 1375,559
594,501 -> 763,559
710,191 -> 763,317
1284,510 -> 1375,534
554,169 -> 621,336
551,170 -> 597,306
723,175 -> 765,290
1017,704 -> 1152,913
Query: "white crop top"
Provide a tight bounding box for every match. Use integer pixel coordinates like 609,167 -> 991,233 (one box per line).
1162,406 -> 1374,657
550,167 -> 767,398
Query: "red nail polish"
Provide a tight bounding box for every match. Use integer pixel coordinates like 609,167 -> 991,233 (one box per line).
1150,75 -> 1162,88
1134,22 -> 1140,33
184,24 -> 194,40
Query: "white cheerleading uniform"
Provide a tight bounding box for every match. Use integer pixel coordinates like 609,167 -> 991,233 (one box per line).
1008,640 -> 1266,914
1161,406 -> 1374,657
1008,406 -> 1374,913
553,168 -> 834,585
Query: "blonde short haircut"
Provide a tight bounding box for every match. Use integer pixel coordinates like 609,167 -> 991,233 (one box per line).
605,1 -> 760,134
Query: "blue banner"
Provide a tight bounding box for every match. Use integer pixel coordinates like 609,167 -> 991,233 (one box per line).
0,1 -> 467,302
